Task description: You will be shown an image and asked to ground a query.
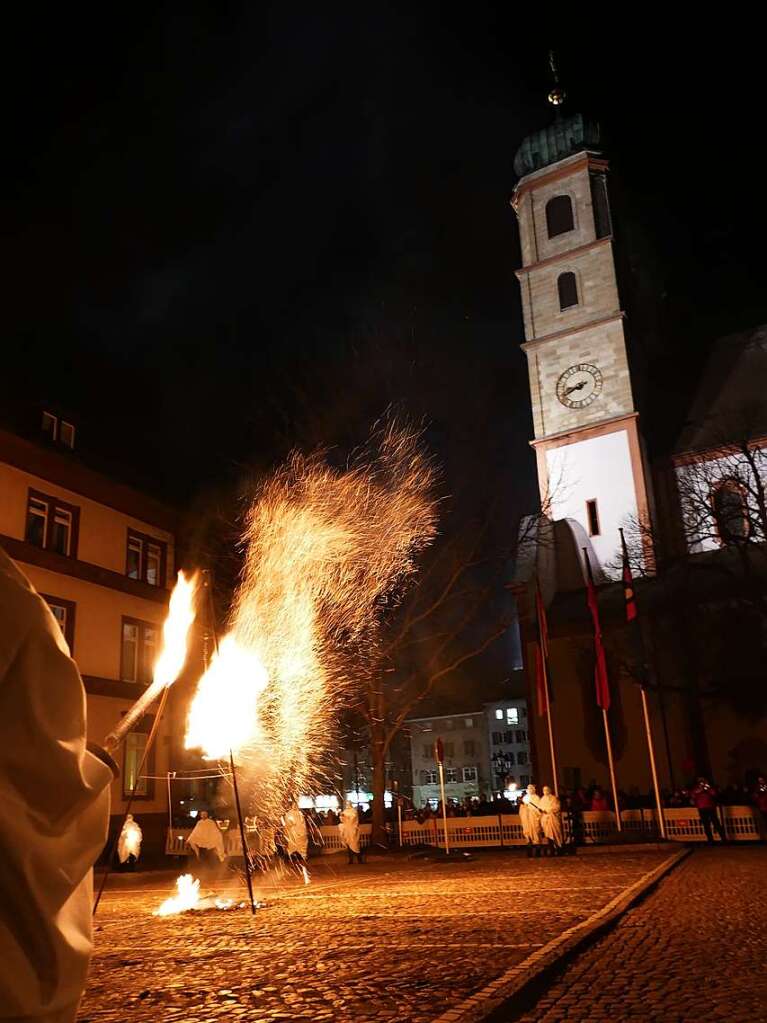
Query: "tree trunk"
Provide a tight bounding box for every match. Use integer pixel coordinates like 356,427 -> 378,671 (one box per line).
369,684 -> 389,848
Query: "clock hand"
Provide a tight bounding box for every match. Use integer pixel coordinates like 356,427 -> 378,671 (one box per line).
564,380 -> 587,396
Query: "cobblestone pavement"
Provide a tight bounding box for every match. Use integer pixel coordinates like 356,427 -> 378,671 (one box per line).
79,850 -> 669,1023
514,846 -> 767,1023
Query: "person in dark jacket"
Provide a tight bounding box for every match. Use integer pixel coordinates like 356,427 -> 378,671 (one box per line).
690,777 -> 727,844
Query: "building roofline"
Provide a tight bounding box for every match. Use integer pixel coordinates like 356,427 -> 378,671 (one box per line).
0,428 -> 177,533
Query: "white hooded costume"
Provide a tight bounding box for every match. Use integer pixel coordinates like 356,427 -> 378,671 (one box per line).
187,815 -> 226,861
283,805 -> 308,860
0,549 -> 113,1023
539,786 -> 564,848
117,814 -> 143,863
338,803 -> 361,854
518,784 -> 544,845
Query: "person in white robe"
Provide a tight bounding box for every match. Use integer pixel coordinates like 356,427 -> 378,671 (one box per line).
519,783 -> 544,856
338,802 -> 363,864
186,811 -> 226,866
0,549 -> 114,1023
117,814 -> 143,869
283,804 -> 309,864
539,785 -> 564,854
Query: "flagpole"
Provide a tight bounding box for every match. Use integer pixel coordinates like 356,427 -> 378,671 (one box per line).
601,707 -> 622,831
640,686 -> 667,839
619,528 -> 666,841
536,586 -> 559,797
437,762 -> 450,854
542,655 -> 560,797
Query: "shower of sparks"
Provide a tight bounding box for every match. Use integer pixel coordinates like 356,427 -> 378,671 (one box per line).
185,417 -> 437,832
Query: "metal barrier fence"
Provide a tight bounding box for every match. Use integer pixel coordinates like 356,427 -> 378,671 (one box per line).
165,806 -> 762,856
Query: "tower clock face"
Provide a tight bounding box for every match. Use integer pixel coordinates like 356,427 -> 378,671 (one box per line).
556,363 -> 603,408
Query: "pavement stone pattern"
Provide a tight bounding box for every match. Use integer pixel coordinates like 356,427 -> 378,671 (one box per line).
79,850 -> 669,1023
514,846 -> 767,1023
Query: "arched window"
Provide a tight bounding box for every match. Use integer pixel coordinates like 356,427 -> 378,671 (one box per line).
558,271 -> 578,309
546,194 -> 574,238
712,480 -> 749,543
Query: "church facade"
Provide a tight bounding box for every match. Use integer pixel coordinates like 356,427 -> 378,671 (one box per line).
510,106 -> 767,797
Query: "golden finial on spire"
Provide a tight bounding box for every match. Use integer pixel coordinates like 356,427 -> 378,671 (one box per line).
548,49 -> 566,107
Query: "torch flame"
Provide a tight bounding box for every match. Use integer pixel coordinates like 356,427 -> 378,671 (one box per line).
153,874 -> 200,916
153,571 -> 198,688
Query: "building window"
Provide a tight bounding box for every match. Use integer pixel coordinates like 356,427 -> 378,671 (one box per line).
492,731 -> 503,745
463,766 -> 478,783
558,271 -> 578,310
520,774 -> 530,786
517,751 -> 528,766
41,594 -> 76,651
126,530 -> 167,587
25,490 -> 79,557
503,730 -> 514,744
40,411 -> 76,449
586,499 -> 601,537
464,717 -> 474,728
122,720 -> 155,799
516,730 -> 527,744
712,481 -> 749,544
423,770 -> 438,785
121,618 -> 158,684
506,707 -> 519,724
464,740 -> 476,756
445,768 -> 458,783
546,194 -> 574,238
590,173 -> 612,238
495,709 -> 503,720
444,742 -> 454,758
422,743 -> 432,759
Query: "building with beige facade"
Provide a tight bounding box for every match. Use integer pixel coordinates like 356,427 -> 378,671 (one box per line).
0,416 -> 179,856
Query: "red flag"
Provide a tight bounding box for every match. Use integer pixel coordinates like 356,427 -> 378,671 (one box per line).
535,584 -> 549,659
534,641 -> 548,717
584,549 -> 611,711
620,529 -> 638,622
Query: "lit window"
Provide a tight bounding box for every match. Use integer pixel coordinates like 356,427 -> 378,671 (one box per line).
506,707 -> 519,724
495,709 -> 503,720
463,766 -> 478,783
60,421 -> 75,449
464,718 -> 474,728
126,530 -> 167,587
121,618 -> 158,684
586,499 -> 601,537
124,731 -> 148,797
41,411 -> 58,440
25,490 -> 79,558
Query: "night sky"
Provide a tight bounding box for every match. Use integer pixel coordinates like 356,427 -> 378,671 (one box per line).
5,11 -> 765,509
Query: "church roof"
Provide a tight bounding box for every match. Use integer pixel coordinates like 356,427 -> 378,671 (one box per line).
675,323 -> 767,454
513,112 -> 601,179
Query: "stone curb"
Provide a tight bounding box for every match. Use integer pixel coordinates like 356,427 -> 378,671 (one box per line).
430,846 -> 690,1023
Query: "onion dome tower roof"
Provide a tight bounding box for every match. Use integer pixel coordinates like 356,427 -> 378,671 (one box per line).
513,111 -> 601,178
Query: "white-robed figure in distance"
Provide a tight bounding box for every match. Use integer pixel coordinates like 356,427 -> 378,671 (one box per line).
0,549 -> 113,1023
186,811 -> 226,864
519,783 -> 544,856
283,804 -> 309,864
117,814 -> 143,869
539,785 -> 564,853
338,801 -> 363,864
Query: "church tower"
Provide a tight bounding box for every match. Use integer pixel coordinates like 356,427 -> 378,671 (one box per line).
511,85 -> 651,571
